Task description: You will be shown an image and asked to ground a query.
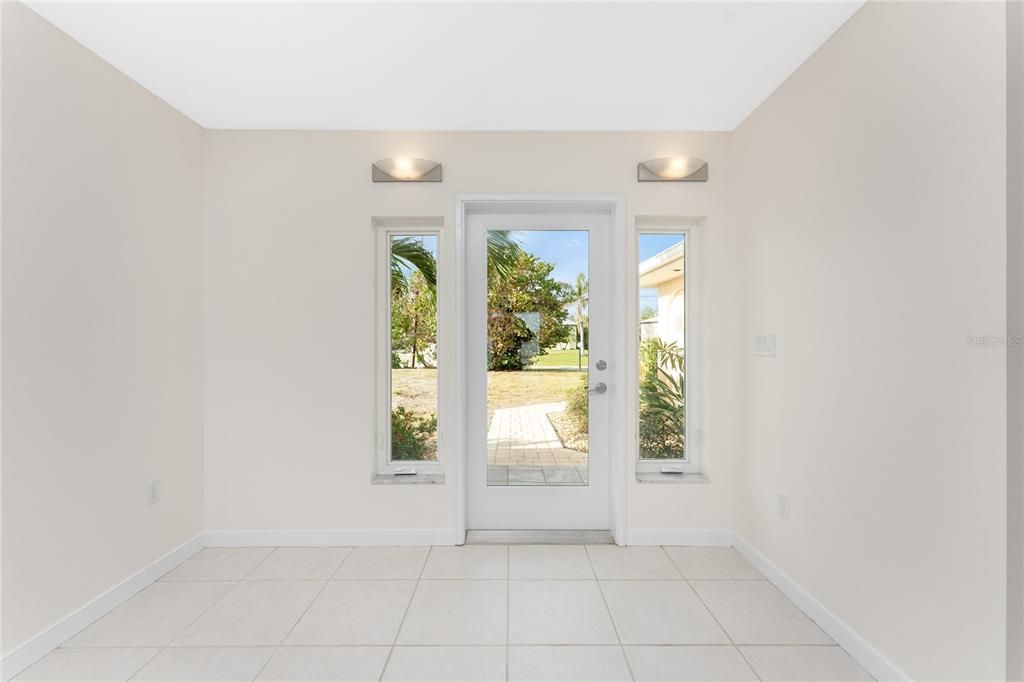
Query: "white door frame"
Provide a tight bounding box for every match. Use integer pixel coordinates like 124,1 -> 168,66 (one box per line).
465,211 -> 609,530
453,194 -> 628,545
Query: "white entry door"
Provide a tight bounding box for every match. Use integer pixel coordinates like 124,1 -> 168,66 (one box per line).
466,205 -> 611,530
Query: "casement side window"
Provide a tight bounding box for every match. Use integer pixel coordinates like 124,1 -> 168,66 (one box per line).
636,230 -> 699,473
376,228 -> 442,476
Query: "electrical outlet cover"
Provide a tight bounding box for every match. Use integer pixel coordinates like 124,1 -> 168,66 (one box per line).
776,492 -> 790,519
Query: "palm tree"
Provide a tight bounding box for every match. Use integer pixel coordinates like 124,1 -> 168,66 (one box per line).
572,272 -> 588,371
486,230 -> 522,284
390,231 -> 522,299
391,237 -> 437,299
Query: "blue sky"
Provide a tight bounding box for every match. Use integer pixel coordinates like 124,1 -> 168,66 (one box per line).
509,230 -> 588,286
639,233 -> 683,261
509,231 -> 683,281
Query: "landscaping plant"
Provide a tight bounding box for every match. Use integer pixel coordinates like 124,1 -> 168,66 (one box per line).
638,338 -> 686,459
563,374 -> 589,437
390,406 -> 438,460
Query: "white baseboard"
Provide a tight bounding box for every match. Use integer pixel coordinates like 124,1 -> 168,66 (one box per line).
204,528 -> 460,547
0,533 -> 203,682
626,528 -> 735,546
733,534 -> 909,681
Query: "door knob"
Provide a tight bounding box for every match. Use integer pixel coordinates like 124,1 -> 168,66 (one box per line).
588,382 -> 608,394
595,360 -> 607,371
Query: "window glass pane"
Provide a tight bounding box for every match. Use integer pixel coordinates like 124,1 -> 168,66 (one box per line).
486,230 -> 589,486
638,233 -> 686,460
389,234 -> 438,462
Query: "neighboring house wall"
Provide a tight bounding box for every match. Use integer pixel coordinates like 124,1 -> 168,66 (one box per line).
654,278 -> 685,349
1,3 -> 205,656
731,2 -> 1006,678
639,240 -> 686,349
639,277 -> 685,347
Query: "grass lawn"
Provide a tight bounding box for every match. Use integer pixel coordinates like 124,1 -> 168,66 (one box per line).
530,348 -> 589,368
391,368 -> 585,421
486,369 -> 584,419
390,369 -> 440,416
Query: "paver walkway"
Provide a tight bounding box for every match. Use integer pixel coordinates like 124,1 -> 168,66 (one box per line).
487,402 -> 588,486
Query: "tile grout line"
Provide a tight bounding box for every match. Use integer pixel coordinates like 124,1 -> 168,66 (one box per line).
160,576 -> 742,582
377,546 -> 432,682
325,546 -> 357,581
127,547 -> 261,681
60,642 -> 831,650
585,545 -> 636,682
133,580 -> 245,678
252,547 -> 342,681
676,547 -> 856,675
121,643 -> 165,681
658,546 -> 763,682
56,642 -> 805,649
238,547 -> 279,581
331,548 -> 357,578
240,544 -> 286,679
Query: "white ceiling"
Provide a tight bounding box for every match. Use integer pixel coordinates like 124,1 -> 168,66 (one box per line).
27,1 -> 862,131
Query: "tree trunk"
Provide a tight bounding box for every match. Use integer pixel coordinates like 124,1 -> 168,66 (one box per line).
411,314 -> 418,369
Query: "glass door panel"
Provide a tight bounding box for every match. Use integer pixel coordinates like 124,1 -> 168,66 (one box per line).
465,208 -> 611,531
485,230 -> 590,487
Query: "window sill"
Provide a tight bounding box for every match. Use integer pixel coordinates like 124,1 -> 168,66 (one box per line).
372,473 -> 445,485
635,471 -> 709,484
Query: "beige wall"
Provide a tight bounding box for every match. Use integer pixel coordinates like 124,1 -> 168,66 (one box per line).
203,131 -> 740,533
731,2 -> 1007,679
1,3 -> 205,655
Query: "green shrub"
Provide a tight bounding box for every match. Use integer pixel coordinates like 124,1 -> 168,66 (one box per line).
563,374 -> 589,435
487,310 -> 534,371
638,338 -> 686,459
391,406 -> 438,460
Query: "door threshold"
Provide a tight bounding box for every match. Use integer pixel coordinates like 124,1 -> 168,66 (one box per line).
465,530 -> 613,545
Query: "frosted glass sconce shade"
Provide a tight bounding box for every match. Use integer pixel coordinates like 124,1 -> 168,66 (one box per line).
372,157 -> 442,182
637,157 -> 708,182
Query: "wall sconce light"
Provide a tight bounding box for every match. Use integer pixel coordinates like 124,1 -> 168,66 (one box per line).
637,157 -> 708,182
371,157 -> 442,182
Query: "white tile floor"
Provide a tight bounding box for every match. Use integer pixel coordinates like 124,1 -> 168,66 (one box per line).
18,545 -> 874,681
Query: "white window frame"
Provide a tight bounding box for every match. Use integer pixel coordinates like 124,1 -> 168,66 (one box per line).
376,225 -> 444,477
634,225 -> 702,475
